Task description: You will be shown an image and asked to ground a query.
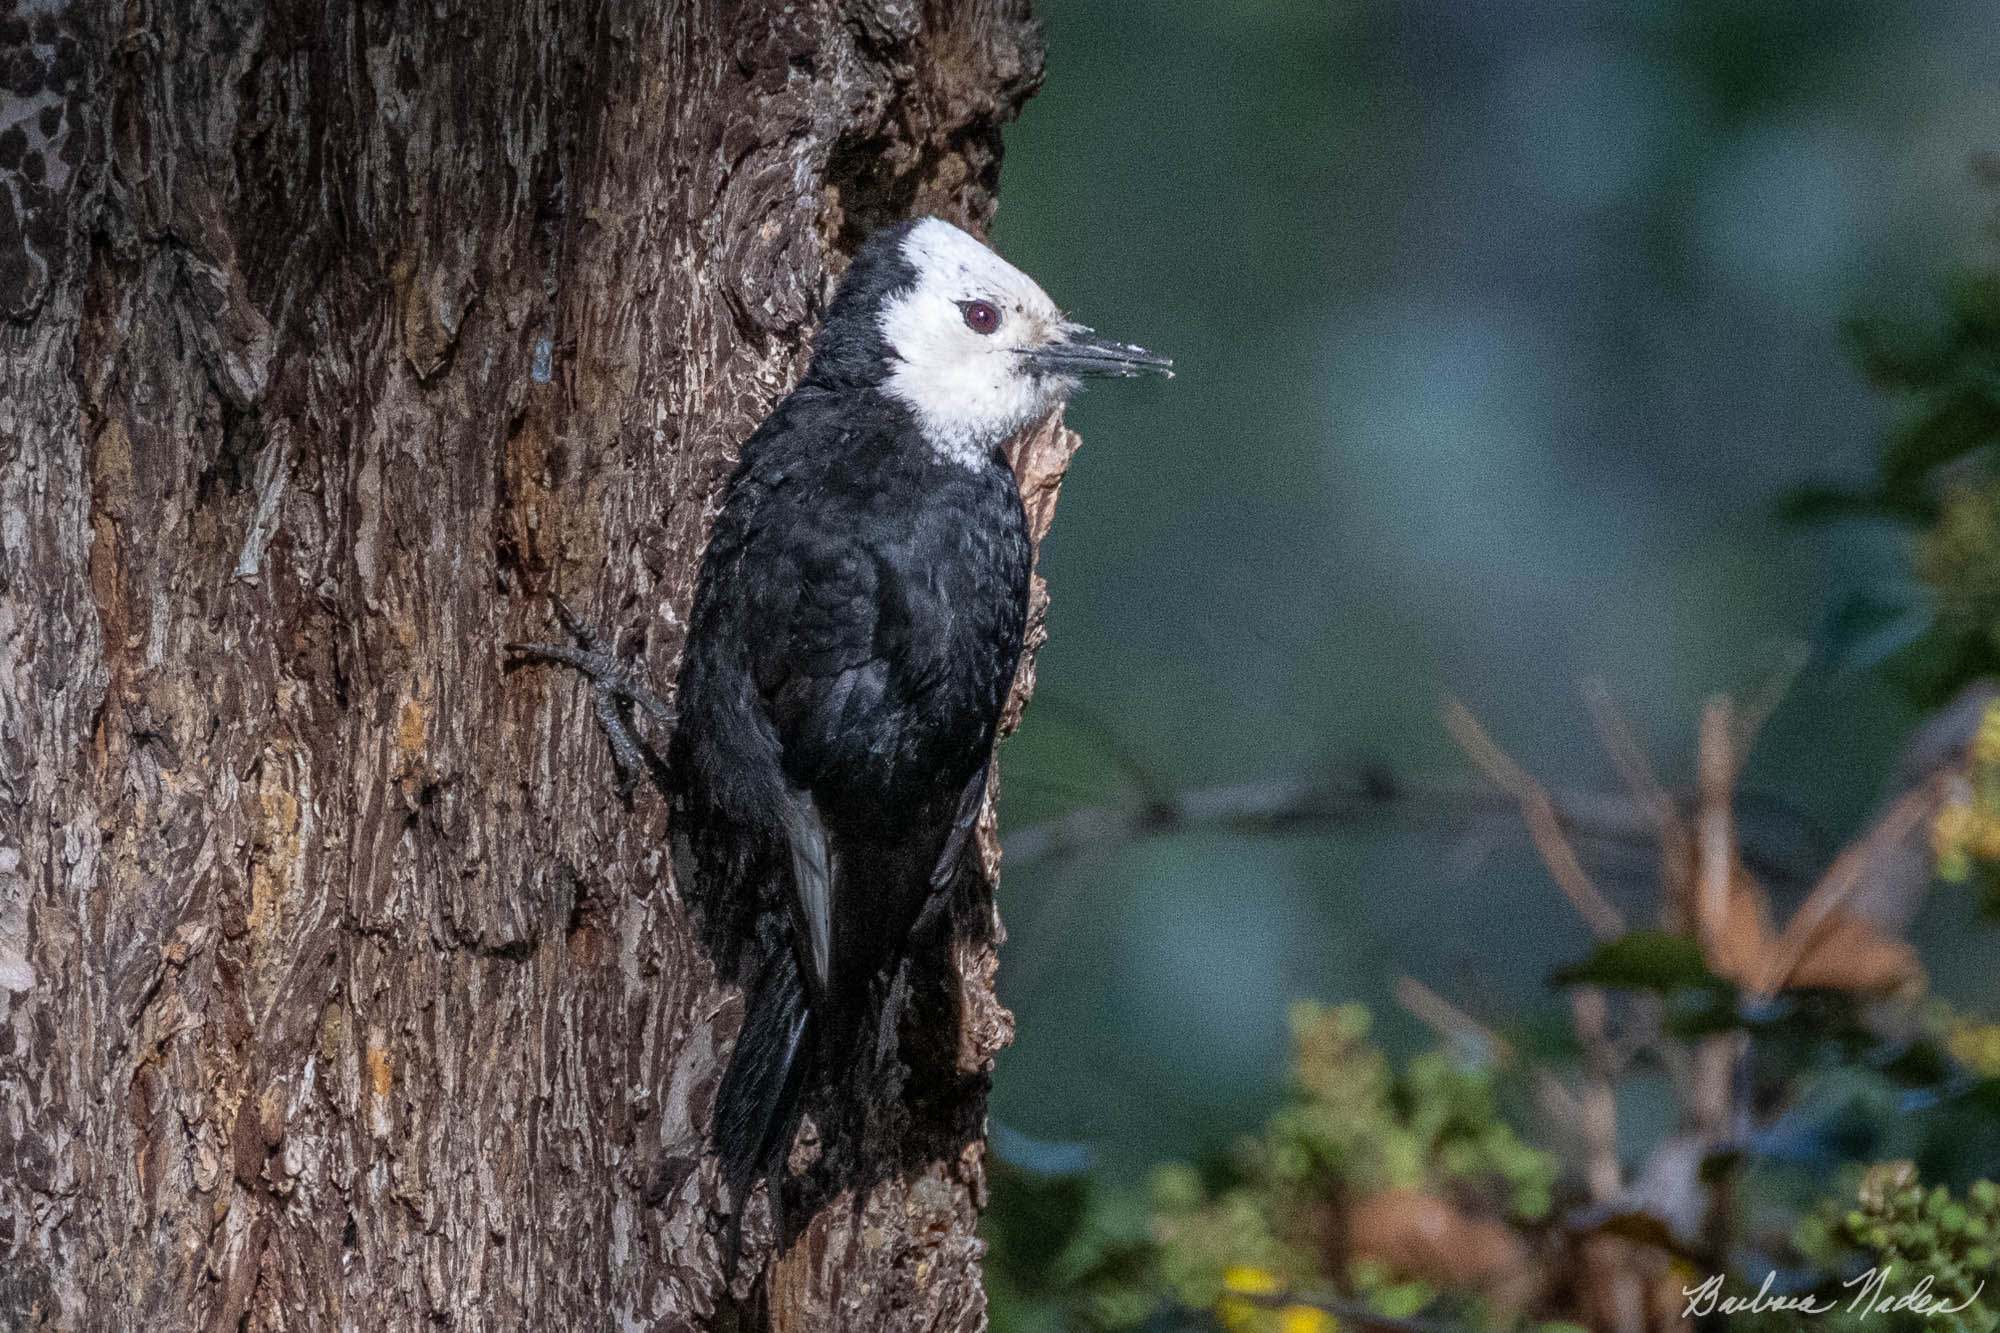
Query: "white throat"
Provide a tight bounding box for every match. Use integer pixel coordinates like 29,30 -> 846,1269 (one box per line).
880,349 -> 1052,467
875,219 -> 1068,468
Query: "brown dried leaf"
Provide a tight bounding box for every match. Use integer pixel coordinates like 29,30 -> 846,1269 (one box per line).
1693,864 -> 1923,996
1701,866 -> 1777,991
1784,910 -> 1924,995
1348,1188 -> 1528,1288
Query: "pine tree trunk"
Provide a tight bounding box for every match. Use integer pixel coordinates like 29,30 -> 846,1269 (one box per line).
0,3 -> 1057,1327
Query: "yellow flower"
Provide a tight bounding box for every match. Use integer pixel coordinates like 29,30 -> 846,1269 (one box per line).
1280,1306 -> 1335,1333
1217,1266 -> 1336,1333
1974,703 -> 2000,766
1946,1017 -> 2000,1077
1935,799 -> 1976,882
1223,1265 -> 1280,1295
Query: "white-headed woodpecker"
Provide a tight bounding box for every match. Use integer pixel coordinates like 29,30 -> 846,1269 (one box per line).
515,216 -> 1169,1263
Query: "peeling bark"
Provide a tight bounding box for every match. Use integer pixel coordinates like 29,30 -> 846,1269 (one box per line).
0,3 -> 1053,1327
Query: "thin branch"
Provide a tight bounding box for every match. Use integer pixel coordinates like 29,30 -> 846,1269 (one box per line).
1000,761 -> 1826,901
1694,698 -> 1736,962
1572,984 -> 1646,1333
1534,1068 -> 1587,1135
1028,696 -> 1175,805
1581,679 -> 1681,838
1583,679 -> 1696,926
1442,700 -> 1625,940
1690,699 -> 1749,1147
1571,987 -> 1624,1201
1000,773 -> 1671,867
1442,692 -> 1630,1242
1733,641 -> 1810,759
1396,976 -> 1514,1066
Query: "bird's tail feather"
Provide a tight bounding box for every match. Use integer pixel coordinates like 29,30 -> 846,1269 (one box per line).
715,945 -> 813,1269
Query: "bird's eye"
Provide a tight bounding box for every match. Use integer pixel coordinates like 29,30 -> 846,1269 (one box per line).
960,300 -> 1002,336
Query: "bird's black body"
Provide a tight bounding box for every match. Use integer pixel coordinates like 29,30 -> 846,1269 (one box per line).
667,223 -> 1034,1231
672,394 -> 1031,861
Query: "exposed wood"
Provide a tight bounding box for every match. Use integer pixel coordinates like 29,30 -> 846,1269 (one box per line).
0,2 -> 1047,1327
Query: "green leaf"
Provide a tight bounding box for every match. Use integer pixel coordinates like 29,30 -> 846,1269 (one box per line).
1817,583 -> 1935,674
1549,931 -> 1725,993
1846,313 -> 1954,390
1877,1037 -> 1959,1091
1775,483 -> 1936,526
1946,1077 -> 2000,1119
1882,385 -> 2000,487
1662,984 -> 1747,1039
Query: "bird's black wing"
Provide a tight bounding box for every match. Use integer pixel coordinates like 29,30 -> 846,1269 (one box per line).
720,452 -> 908,1000
753,531 -> 910,1002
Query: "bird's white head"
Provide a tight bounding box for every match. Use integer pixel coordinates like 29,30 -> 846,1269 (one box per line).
859,218 -> 1172,466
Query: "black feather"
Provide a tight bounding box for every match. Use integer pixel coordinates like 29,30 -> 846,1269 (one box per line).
798,220 -> 921,390
713,946 -> 812,1277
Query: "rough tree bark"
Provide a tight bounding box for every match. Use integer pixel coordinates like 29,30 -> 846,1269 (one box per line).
0,3 -> 1075,1327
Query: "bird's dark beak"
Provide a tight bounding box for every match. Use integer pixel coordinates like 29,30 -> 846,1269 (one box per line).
1020,326 -> 1174,379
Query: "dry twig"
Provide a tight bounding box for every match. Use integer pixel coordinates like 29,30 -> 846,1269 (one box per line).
1732,642 -> 1811,757
1443,699 -> 1625,940
1694,698 -> 1737,960
1396,976 -> 1514,1066
1582,680 -> 1694,924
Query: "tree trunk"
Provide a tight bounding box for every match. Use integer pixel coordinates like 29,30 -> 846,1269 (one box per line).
0,3 -> 1059,1327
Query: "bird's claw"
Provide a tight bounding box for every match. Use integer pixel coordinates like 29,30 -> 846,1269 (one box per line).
508,596 -> 675,800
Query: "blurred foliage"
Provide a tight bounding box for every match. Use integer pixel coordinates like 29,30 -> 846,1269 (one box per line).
987,989 -> 2000,1331
1932,700 -> 2000,915
1714,1166 -> 2000,1332
990,0 -> 2000,1233
988,1003 -> 1571,1331
1146,1003 -> 1555,1321
1823,1169 -> 1998,1330
987,216 -> 2000,1328
975,0 -> 2000,1318
1943,1007 -> 2000,1078
1794,262 -> 2000,702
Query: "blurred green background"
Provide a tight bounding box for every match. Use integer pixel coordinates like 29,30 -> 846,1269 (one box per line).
985,0 -> 2000,1208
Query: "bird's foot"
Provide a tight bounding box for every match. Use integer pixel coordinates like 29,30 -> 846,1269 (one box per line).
508,596 -> 675,801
